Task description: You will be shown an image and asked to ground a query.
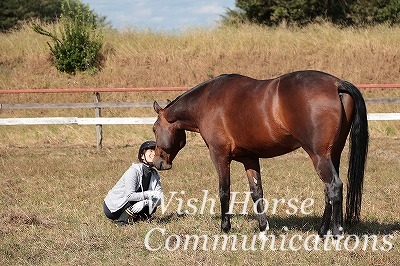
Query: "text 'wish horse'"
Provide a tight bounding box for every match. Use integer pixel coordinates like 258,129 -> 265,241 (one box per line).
152,70 -> 369,237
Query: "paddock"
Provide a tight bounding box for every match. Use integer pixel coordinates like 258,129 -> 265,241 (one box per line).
0,86 -> 399,264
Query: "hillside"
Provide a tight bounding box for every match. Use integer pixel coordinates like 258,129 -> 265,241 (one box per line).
1,23 -> 400,90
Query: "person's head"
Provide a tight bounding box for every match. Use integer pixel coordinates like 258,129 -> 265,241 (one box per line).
138,140 -> 156,165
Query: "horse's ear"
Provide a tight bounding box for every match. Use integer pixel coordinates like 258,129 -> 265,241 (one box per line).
167,99 -> 171,104
153,101 -> 163,114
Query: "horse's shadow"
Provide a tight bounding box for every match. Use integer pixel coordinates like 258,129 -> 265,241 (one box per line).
247,214 -> 399,236
155,213 -> 399,236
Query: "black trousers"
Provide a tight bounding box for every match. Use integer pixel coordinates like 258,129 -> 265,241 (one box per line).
103,201 -> 156,221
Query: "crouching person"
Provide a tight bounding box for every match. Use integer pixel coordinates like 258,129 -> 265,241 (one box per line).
103,141 -> 163,226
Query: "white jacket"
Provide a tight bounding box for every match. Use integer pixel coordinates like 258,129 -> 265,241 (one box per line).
104,163 -> 162,213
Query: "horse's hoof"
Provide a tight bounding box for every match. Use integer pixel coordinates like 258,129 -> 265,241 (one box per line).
318,230 -> 328,238
332,226 -> 344,238
318,228 -> 328,238
221,222 -> 231,233
221,217 -> 231,233
258,231 -> 268,241
260,220 -> 269,232
221,226 -> 230,233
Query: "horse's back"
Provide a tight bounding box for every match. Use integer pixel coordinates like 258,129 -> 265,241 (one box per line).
209,70 -> 341,97
198,74 -> 294,157
198,70 -> 346,159
208,70 -> 342,120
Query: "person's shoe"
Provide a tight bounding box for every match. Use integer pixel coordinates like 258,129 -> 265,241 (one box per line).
114,220 -> 126,227
125,214 -> 140,224
139,213 -> 150,221
116,210 -> 139,226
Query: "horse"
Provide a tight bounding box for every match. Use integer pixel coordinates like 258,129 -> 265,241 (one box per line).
152,70 -> 369,237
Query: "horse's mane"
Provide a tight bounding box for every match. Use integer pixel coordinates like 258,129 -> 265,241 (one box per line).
164,74 -> 234,109
164,95 -> 181,108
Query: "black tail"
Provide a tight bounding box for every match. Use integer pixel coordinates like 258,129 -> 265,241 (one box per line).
339,81 -> 369,225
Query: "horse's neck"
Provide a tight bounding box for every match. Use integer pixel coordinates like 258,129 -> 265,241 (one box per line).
166,100 -> 199,133
165,79 -> 215,132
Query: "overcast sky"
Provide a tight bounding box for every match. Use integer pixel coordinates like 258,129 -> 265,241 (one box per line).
82,0 -> 236,31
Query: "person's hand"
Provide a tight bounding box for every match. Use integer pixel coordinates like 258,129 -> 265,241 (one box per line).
143,190 -> 158,199
130,200 -> 148,213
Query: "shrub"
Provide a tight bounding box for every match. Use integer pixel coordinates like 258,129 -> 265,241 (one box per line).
32,0 -> 104,74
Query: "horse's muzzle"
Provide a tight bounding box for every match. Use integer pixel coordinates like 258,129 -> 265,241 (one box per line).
153,156 -> 172,170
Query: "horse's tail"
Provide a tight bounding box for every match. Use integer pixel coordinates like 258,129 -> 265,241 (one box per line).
339,80 -> 369,225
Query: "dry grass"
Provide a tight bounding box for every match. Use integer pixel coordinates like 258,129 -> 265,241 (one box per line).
0,23 -> 399,265
0,136 -> 399,265
1,22 -> 400,90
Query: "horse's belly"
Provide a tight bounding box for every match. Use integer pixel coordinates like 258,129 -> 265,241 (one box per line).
258,142 -> 302,158
232,135 -> 301,159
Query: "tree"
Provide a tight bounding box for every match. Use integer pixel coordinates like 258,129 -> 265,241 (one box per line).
222,0 -> 400,27
0,0 -> 106,32
350,0 -> 400,25
222,0 -> 349,26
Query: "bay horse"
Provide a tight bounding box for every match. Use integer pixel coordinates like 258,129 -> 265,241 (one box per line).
152,70 -> 368,237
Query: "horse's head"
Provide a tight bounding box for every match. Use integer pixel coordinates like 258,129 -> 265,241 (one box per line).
152,101 -> 186,170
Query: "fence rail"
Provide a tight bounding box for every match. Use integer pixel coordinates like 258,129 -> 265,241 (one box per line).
0,83 -> 400,94
0,117 -> 157,125
1,85 -> 399,148
0,113 -> 399,126
0,98 -> 399,111
0,87 -> 189,94
0,101 -> 164,109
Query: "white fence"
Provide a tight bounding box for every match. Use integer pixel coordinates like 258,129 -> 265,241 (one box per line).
0,117 -> 157,125
1,86 -> 399,147
0,113 -> 399,126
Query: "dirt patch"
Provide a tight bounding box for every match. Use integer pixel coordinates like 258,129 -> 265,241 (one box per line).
0,209 -> 54,235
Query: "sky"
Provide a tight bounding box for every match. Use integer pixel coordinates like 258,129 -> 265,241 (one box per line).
81,0 -> 236,31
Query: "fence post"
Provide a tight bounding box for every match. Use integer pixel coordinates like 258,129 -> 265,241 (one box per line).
93,92 -> 103,149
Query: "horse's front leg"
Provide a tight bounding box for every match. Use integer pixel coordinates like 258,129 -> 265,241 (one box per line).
219,171 -> 231,233
210,151 -> 232,232
243,158 -> 269,232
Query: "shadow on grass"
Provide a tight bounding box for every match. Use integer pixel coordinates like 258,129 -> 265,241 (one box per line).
155,212 -> 189,224
156,212 -> 399,236
257,215 -> 400,236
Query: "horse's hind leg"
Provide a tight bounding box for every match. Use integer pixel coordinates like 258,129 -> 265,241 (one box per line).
242,158 -> 269,232
318,93 -> 354,236
310,154 -> 343,237
320,93 -> 354,236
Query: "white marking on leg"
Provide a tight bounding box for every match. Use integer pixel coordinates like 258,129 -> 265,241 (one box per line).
258,221 -> 270,241
259,231 -> 267,241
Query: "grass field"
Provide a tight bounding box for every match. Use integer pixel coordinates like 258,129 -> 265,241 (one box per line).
0,135 -> 399,265
0,23 -> 399,265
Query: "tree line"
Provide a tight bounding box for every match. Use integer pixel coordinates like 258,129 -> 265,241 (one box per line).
2,0 -> 400,32
223,0 -> 400,27
0,0 -> 106,32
